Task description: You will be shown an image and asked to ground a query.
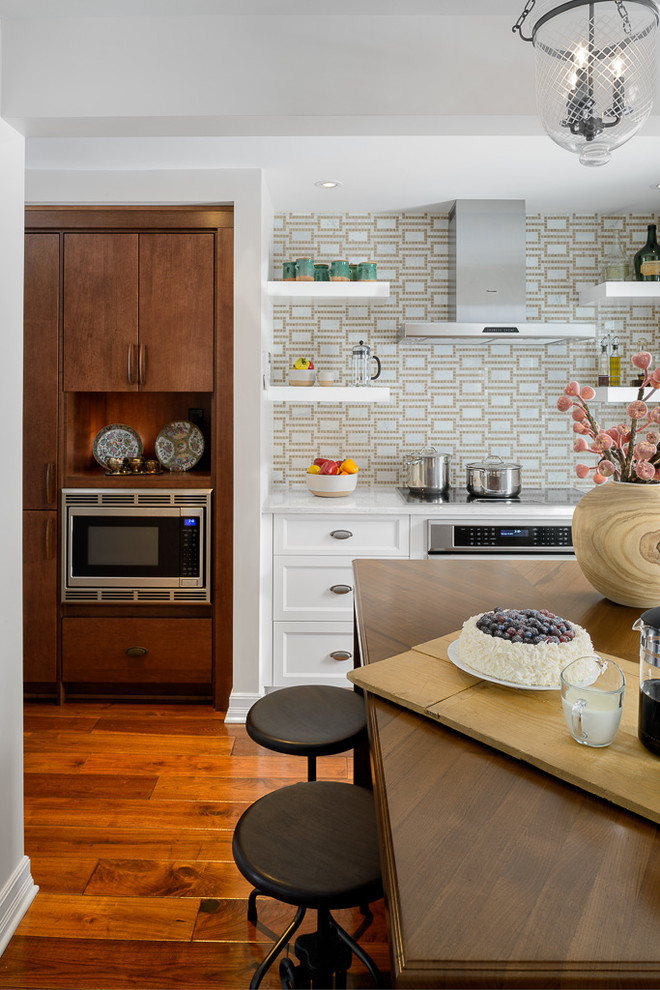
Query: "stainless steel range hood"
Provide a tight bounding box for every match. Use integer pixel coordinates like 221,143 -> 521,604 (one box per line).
399,200 -> 595,345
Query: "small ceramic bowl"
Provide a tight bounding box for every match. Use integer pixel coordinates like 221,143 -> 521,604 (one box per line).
288,369 -> 316,386
306,473 -> 358,498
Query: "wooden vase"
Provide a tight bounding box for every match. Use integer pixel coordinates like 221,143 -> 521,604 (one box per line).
572,481 -> 660,608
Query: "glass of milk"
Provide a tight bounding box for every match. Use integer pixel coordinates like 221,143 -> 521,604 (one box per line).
560,656 -> 626,748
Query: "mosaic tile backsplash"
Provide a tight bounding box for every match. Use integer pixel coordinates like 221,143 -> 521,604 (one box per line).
270,212 -> 660,489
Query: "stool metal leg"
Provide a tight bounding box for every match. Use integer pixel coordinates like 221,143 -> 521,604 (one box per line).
247,888 -> 259,924
306,754 -> 317,781
330,914 -> 383,988
249,905 -> 307,990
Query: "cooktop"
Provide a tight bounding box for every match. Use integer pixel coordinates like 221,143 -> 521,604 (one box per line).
396,487 -> 585,506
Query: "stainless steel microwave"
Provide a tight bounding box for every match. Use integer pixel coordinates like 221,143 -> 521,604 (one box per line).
61,489 -> 212,603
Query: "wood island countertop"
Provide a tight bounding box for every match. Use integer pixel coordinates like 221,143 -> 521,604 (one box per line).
351,558 -> 660,990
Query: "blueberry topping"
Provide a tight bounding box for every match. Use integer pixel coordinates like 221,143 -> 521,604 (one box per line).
475,608 -> 574,646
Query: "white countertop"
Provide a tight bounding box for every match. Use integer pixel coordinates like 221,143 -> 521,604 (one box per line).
263,486 -> 583,520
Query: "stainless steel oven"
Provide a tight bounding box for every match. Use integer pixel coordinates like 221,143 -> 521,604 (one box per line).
61,488 -> 212,603
396,486 -> 581,560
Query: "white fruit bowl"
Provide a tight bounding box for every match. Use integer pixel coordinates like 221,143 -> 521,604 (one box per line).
306,473 -> 358,498
288,370 -> 316,386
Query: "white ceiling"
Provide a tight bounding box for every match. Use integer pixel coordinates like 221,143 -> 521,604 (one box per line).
5,0 -> 660,214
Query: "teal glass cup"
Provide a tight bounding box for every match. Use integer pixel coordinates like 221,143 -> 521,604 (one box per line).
357,261 -> 377,281
314,264 -> 330,282
295,258 -> 315,281
330,260 -> 351,281
282,261 -> 297,281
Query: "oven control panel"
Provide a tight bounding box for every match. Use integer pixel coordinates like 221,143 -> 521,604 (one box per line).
428,522 -> 573,553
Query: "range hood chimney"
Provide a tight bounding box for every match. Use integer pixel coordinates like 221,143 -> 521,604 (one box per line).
399,200 -> 595,345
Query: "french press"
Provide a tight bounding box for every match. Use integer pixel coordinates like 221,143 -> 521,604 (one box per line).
351,339 -> 381,387
633,607 -> 660,756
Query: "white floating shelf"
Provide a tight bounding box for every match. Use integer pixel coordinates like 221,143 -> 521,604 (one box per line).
267,281 -> 390,301
578,282 -> 660,306
592,387 -> 643,402
265,386 -> 391,403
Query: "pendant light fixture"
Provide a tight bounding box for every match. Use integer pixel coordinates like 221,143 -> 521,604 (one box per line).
513,0 -> 658,166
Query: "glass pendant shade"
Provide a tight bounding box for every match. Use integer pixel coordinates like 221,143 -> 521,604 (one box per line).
518,0 -> 658,166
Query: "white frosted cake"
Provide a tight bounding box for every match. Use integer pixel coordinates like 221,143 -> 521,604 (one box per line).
456,607 -> 594,687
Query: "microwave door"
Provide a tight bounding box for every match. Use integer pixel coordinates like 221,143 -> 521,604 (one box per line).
68,508 -> 200,588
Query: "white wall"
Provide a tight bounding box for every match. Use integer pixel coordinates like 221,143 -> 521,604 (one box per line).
0,105 -> 38,954
24,167 -> 270,718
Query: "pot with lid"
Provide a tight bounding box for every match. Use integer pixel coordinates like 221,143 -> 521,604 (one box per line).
466,456 -> 522,498
404,446 -> 450,494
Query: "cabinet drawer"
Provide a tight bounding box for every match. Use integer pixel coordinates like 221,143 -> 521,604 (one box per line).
274,514 -> 409,556
62,618 -> 212,684
273,622 -> 354,686
273,555 -> 357,621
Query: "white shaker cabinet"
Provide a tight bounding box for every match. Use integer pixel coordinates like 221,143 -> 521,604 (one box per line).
272,512 -> 410,687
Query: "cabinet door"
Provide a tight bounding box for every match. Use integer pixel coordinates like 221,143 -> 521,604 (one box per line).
138,233 -> 215,391
63,233 -> 139,391
23,510 -> 58,688
23,234 -> 59,509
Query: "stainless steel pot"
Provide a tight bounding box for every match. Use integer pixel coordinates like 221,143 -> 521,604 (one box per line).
404,446 -> 450,493
466,456 -> 522,498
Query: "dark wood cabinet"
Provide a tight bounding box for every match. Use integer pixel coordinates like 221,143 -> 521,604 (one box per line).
62,231 -> 214,392
24,207 -> 234,708
61,617 -> 212,689
24,233 -> 59,510
23,510 -> 58,692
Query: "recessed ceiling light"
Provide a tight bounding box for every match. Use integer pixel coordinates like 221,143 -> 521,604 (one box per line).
315,180 -> 342,189
651,183 -> 660,190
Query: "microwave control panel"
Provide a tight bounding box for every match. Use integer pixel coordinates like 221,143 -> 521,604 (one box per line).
180,517 -> 201,581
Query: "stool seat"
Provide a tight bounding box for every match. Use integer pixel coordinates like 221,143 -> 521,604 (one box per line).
246,685 -> 367,762
233,781 -> 382,911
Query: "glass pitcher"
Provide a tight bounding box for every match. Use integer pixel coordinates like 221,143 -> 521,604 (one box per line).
351,340 -> 381,387
633,607 -> 660,756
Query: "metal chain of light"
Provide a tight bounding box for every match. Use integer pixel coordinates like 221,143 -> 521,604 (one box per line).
513,0 -> 658,166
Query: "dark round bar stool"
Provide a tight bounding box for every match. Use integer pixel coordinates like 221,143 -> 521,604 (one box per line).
246,684 -> 368,783
233,780 -> 383,989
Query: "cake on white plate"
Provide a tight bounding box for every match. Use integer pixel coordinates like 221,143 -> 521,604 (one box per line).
456,607 -> 595,687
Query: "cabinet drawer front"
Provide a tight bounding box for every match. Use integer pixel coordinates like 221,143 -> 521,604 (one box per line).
62,618 -> 212,684
274,555 -> 359,621
273,622 -> 354,686
274,514 -> 409,556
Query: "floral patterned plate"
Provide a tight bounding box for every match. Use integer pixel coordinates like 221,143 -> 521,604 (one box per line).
93,424 -> 143,468
155,420 -> 205,472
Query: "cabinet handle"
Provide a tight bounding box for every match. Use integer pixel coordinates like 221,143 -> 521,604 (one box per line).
138,345 -> 146,385
45,518 -> 54,561
330,584 -> 353,595
45,462 -> 55,506
125,646 -> 148,658
329,650 -> 352,662
330,529 -> 353,540
127,343 -> 134,385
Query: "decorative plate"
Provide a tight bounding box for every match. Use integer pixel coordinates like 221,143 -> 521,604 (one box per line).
446,640 -> 560,691
155,420 -> 205,472
93,424 -> 143,468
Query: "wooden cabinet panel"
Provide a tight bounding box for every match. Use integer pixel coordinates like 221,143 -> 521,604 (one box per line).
24,234 -> 59,509
23,510 -> 58,686
61,618 -> 212,684
138,233 -> 214,392
63,233 -> 139,392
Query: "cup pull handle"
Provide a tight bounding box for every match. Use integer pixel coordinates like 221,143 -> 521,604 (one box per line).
329,650 -> 352,662
126,646 -> 148,658
330,530 -> 353,540
330,584 -> 353,595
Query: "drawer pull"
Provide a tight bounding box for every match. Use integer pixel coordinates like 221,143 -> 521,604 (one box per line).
330,584 -> 353,595
330,529 -> 353,540
329,650 -> 352,662
125,646 -> 148,658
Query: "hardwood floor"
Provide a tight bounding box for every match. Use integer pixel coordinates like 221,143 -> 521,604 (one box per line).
0,702 -> 390,989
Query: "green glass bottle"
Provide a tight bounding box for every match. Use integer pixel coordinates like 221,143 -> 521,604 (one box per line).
634,224 -> 660,281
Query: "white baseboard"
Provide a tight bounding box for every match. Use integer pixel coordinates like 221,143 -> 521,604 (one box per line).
0,856 -> 38,957
225,690 -> 262,723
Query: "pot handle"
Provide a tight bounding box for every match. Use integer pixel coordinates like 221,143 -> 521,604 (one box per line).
371,354 -> 382,381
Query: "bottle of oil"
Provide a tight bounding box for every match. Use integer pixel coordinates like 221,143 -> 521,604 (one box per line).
598,336 -> 610,386
609,335 -> 621,387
